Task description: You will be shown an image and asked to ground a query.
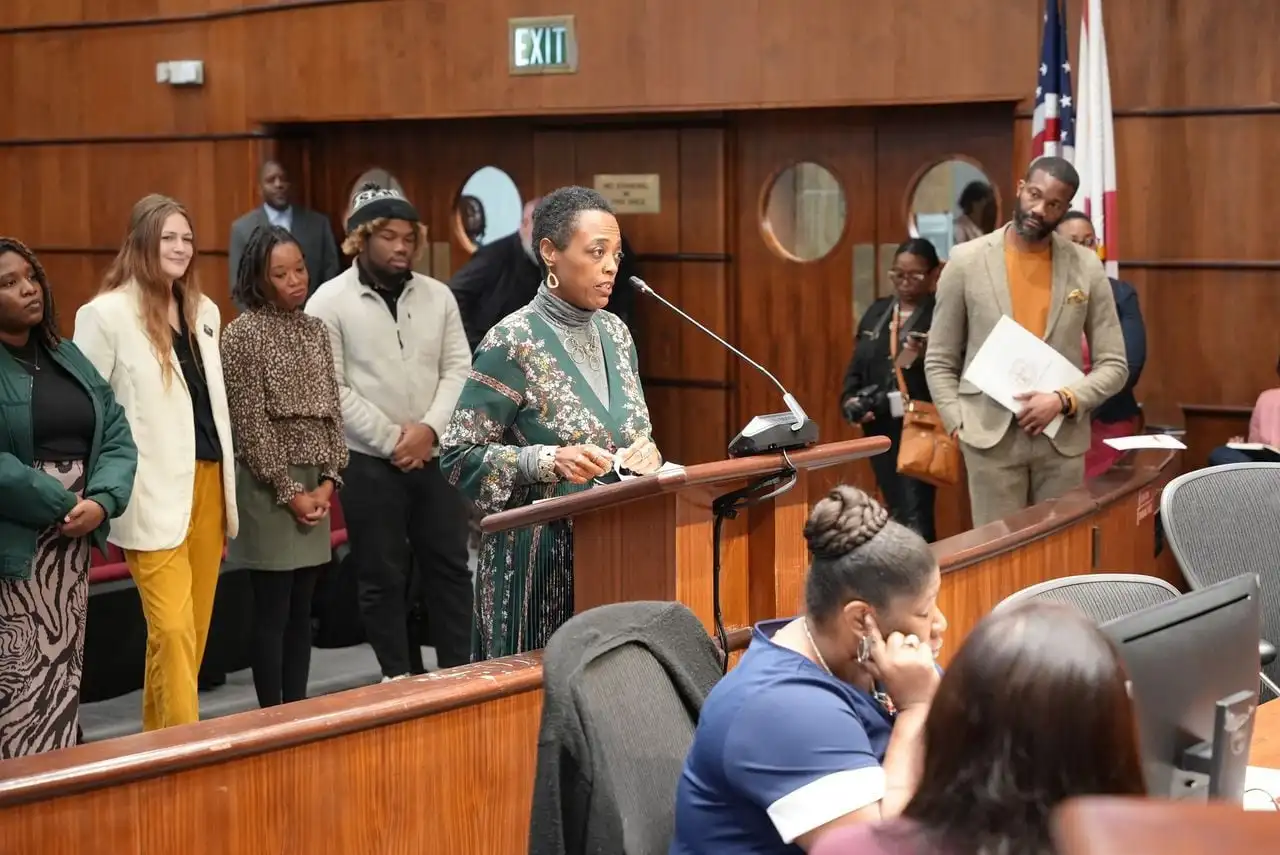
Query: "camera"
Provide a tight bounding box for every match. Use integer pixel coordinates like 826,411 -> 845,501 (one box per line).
842,384 -> 888,424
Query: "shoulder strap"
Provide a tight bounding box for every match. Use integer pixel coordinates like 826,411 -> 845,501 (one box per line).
868,301 -> 894,338
888,308 -> 909,402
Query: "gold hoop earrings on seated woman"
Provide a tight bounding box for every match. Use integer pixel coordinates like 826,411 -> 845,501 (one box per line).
546,271 -> 560,289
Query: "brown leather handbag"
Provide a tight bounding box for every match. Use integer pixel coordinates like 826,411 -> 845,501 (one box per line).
890,316 -> 960,488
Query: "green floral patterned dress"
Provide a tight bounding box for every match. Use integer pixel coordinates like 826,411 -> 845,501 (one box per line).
440,305 -> 653,659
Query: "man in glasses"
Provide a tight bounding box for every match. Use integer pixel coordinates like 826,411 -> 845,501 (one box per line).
924,156 -> 1128,526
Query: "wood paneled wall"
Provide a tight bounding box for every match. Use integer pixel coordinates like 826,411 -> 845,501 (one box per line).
0,1 -> 1042,125
1,0 -> 1273,425
302,119 -> 731,467
0,0 -> 1042,330
0,139 -> 266,321
1010,0 -> 1280,424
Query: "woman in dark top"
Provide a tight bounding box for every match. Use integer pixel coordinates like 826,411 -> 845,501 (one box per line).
813,600 -> 1147,855
0,237 -> 136,758
840,239 -> 940,541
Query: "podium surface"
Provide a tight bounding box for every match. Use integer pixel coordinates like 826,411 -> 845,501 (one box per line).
481,438 -> 889,633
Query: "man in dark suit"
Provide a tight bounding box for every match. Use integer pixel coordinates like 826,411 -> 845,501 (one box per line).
229,160 -> 341,302
449,196 -> 639,352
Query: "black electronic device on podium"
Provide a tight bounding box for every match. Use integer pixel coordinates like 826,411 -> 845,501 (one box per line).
628,276 -> 819,457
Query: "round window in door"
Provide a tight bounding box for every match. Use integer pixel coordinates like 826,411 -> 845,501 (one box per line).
907,159 -> 997,260
455,166 -> 523,253
761,161 -> 846,262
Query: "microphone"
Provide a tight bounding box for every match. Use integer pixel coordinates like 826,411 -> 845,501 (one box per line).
629,276 -> 818,457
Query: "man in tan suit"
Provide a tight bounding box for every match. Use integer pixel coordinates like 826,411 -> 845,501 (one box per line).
924,156 -> 1128,526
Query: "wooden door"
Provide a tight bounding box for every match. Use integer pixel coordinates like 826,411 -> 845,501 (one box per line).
735,105 -> 1014,538
873,103 -> 1014,538
735,109 -> 881,504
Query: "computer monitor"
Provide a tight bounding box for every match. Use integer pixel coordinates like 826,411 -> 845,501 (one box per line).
1101,573 -> 1263,803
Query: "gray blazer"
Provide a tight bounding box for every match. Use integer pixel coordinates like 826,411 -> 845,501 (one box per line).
228,206 -> 341,301
924,227 -> 1128,457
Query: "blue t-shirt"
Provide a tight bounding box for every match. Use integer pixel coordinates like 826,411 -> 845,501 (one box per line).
669,620 -> 895,855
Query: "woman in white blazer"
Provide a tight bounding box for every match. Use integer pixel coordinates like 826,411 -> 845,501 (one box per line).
74,194 -> 238,731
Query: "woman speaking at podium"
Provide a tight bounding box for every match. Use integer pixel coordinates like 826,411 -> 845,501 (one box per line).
441,186 -> 662,660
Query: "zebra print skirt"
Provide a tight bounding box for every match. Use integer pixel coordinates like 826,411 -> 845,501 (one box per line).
0,460 -> 90,760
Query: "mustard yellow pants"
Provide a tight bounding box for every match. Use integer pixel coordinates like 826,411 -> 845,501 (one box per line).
125,461 -> 226,731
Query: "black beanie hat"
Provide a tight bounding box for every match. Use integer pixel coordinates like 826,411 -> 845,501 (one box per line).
346,186 -> 420,234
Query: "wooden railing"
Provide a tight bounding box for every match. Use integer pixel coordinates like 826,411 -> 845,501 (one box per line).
0,450 -> 1179,855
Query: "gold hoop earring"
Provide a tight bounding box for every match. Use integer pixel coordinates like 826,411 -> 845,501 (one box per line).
546,271 -> 560,289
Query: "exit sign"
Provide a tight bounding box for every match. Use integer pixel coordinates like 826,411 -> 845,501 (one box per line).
508,15 -> 578,75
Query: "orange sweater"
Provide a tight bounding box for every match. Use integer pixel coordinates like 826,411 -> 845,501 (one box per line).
1004,241 -> 1078,415
1004,241 -> 1052,339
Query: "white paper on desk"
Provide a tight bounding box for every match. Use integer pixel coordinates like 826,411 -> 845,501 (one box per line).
614,460 -> 684,481
1103,434 -> 1188,451
1243,766 -> 1280,810
532,460 -> 684,501
962,315 -> 1084,439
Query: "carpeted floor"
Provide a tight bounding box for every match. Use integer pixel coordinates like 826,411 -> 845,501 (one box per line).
79,643 -> 439,742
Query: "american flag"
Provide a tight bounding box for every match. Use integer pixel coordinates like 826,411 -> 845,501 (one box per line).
1031,0 -> 1074,160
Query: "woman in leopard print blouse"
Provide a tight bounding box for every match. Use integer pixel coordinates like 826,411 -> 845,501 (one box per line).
221,225 -> 347,708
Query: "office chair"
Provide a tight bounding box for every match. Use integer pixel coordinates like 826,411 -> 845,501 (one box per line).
1161,462 -> 1280,701
531,602 -> 722,855
995,574 -> 1180,625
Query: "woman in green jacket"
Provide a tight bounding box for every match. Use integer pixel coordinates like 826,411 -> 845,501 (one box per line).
0,237 -> 136,759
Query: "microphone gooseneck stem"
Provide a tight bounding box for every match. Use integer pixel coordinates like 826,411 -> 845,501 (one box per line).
628,276 -> 808,429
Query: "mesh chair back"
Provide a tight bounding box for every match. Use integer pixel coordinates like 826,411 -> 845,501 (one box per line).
995,574 -> 1180,624
1161,462 -> 1280,694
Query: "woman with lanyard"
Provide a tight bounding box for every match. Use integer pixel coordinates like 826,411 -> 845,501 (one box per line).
839,239 -> 940,541
670,485 -> 946,854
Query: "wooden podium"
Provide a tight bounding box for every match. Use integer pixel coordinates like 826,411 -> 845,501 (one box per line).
481,438 -> 889,634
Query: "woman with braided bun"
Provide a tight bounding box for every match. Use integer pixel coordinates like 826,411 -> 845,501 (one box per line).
0,238 -> 136,758
671,485 -> 946,855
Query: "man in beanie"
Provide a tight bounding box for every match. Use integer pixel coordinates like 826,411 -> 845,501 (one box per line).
307,184 -> 474,678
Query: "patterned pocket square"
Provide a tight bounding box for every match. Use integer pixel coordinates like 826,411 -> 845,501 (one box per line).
1066,288 -> 1088,304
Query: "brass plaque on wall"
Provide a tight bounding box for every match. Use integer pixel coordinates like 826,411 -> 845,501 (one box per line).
593,174 -> 661,214
509,15 -> 578,75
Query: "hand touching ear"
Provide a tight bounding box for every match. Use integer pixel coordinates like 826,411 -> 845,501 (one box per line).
860,615 -> 939,711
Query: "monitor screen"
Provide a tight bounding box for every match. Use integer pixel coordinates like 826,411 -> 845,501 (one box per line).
1101,574 -> 1262,802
